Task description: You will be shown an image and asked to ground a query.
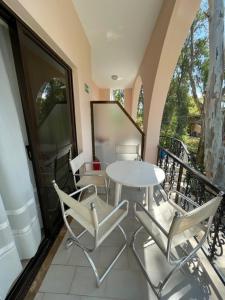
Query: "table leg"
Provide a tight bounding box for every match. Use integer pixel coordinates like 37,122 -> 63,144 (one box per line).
145,187 -> 148,207
144,186 -> 155,247
114,183 -> 122,206
148,186 -> 154,211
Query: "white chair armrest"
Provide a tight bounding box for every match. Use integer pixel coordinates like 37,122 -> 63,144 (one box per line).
69,184 -> 97,197
168,190 -> 200,212
83,173 -> 105,177
134,201 -> 168,237
73,172 -> 105,178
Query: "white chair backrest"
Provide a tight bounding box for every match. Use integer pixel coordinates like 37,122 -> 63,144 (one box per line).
53,182 -> 95,233
169,196 -> 222,238
116,144 -> 140,161
116,144 -> 139,155
70,152 -> 85,174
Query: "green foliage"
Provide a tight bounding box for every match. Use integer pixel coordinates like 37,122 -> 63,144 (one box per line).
113,89 -> 124,106
182,136 -> 200,154
188,97 -> 202,117
136,86 -> 144,129
160,0 -> 208,155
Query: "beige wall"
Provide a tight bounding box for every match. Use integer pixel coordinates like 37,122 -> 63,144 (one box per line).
131,75 -> 143,120
124,88 -> 132,116
3,0 -> 95,160
91,81 -> 100,100
99,88 -> 110,100
137,0 -> 200,163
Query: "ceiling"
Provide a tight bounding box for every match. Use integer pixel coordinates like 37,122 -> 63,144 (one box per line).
72,0 -> 163,89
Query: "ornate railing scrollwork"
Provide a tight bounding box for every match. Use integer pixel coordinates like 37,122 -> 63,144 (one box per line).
157,145 -> 225,283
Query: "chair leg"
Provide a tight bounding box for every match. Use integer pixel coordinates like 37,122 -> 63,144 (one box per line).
63,198 -> 127,287
87,224 -> 127,287
131,226 -> 186,299
78,189 -> 83,202
105,178 -> 110,203
65,228 -> 87,249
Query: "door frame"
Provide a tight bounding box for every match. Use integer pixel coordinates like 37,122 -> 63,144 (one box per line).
0,1 -> 77,299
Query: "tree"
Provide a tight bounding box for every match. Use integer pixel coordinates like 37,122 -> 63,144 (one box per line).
161,46 -> 190,140
113,89 -> 124,106
161,1 -> 210,158
204,0 -> 224,189
186,7 -> 209,166
136,86 -> 144,129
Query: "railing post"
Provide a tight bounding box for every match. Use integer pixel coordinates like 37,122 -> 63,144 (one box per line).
176,165 -> 183,192
209,195 -> 225,260
157,146 -> 161,166
175,165 -> 183,203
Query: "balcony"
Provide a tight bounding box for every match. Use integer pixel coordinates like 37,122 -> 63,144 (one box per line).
0,0 -> 224,299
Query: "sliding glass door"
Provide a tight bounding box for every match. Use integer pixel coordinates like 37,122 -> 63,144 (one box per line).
16,25 -> 77,235
0,18 -> 43,300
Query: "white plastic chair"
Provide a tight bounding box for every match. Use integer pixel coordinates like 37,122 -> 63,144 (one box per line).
69,152 -> 109,201
53,180 -> 129,286
115,144 -> 141,161
131,190 -> 223,298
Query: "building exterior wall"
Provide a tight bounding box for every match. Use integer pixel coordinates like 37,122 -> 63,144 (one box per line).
124,88 -> 132,116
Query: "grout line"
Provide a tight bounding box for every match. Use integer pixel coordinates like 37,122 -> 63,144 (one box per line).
67,265 -> 77,295
42,291 -> 126,300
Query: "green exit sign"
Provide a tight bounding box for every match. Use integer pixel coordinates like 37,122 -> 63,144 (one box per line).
84,83 -> 89,94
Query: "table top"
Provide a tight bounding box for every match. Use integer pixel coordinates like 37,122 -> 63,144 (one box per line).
106,160 -> 165,188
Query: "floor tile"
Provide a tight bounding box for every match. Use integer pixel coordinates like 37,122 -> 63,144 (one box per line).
42,293 -> 82,300
34,293 -> 44,300
78,232 -> 96,248
51,241 -> 74,265
101,229 -> 126,247
80,297 -> 125,300
120,217 -> 140,233
104,269 -> 151,300
39,265 -> 76,293
99,246 -> 129,270
127,248 -> 142,271
68,244 -> 100,267
69,266 -> 107,297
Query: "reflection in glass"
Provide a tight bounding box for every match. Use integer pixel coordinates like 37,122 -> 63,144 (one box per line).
23,34 -> 74,232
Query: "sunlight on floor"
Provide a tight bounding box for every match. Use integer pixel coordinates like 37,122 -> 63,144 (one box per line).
35,185 -> 223,300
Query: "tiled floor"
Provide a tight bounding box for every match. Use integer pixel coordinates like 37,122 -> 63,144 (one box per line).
36,186 -> 225,300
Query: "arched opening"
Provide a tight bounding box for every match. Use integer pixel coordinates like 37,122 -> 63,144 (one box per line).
136,85 -> 144,130
160,0 -> 208,160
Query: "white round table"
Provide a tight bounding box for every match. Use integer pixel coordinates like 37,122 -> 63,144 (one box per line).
106,161 -> 165,207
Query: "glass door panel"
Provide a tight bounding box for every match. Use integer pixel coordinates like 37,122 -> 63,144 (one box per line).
18,29 -> 76,235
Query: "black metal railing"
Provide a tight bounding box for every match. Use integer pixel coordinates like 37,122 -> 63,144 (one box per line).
159,136 -> 196,166
157,145 -> 225,282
